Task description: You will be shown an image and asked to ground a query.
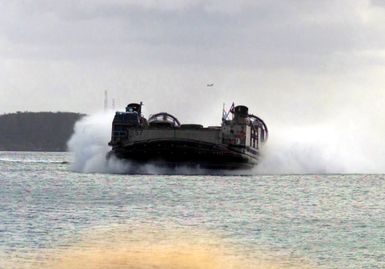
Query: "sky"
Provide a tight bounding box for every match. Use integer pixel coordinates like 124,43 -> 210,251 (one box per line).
1,0 -> 385,126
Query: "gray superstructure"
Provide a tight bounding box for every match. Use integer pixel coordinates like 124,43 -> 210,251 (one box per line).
108,103 -> 268,169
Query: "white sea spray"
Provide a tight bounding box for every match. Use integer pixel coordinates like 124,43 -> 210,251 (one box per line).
67,91 -> 385,175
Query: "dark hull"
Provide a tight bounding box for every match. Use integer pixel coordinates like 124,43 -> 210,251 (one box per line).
109,139 -> 258,170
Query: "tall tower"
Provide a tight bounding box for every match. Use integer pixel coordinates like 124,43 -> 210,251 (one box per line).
104,90 -> 108,111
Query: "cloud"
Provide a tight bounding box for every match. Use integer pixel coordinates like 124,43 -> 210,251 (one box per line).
0,0 -> 385,118
2,0 -> 383,66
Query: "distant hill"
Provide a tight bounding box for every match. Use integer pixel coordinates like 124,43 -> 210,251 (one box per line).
0,112 -> 84,151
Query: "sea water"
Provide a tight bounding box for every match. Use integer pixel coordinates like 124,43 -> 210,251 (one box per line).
0,151 -> 385,269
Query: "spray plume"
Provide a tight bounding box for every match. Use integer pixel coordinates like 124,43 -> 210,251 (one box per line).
67,92 -> 385,175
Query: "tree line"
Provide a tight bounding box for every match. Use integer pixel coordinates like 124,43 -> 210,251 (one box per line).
0,112 -> 84,151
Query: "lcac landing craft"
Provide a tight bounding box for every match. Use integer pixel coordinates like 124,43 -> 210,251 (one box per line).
108,103 -> 268,169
